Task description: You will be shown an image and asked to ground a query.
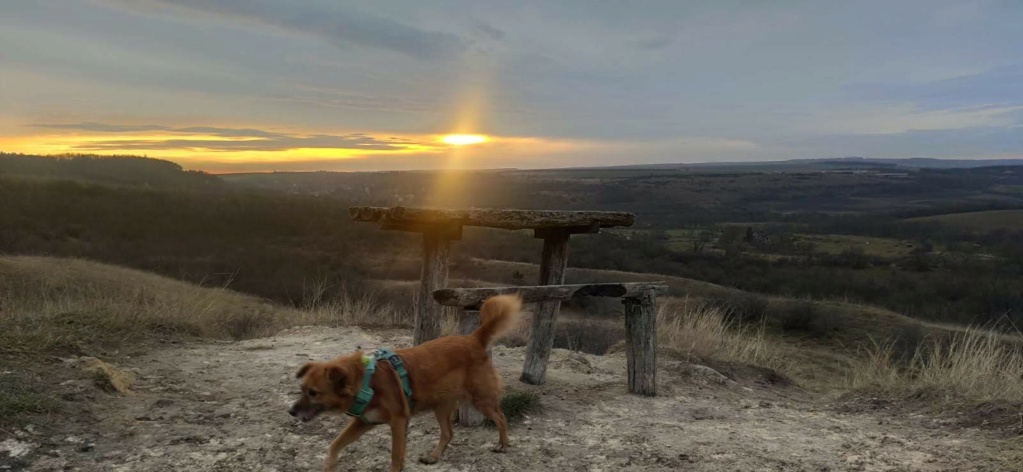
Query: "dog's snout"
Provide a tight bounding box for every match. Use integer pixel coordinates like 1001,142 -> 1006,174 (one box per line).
288,406 -> 297,417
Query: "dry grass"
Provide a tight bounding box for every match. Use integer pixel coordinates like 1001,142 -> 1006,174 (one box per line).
656,298 -> 786,371
79,357 -> 134,395
303,289 -> 410,328
0,256 -> 408,355
0,256 -> 415,427
849,327 -> 1023,404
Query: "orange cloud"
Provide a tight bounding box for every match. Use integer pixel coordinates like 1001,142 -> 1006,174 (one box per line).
2,122 -> 602,172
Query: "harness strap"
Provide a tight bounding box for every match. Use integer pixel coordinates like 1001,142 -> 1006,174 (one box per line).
345,348 -> 414,424
346,353 -> 377,421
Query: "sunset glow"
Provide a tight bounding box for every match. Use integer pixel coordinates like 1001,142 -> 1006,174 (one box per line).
3,1 -> 1020,172
441,134 -> 487,146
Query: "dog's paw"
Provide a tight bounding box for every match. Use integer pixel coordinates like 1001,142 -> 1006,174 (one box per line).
418,454 -> 439,465
490,444 -> 508,453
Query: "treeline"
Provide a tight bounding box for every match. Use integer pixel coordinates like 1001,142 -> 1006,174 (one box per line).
0,153 -> 219,189
573,233 -> 1023,327
4,153 -> 1023,328
0,176 -> 404,303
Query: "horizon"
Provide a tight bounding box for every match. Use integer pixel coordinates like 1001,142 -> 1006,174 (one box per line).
7,151 -> 1023,176
2,1 -> 1021,172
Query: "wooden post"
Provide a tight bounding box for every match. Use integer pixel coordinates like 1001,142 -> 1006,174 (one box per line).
415,231 -> 450,345
623,290 -> 657,396
456,309 -> 487,426
520,231 -> 570,385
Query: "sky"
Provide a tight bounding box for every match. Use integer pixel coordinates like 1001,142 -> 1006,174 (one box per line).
1,0 -> 1021,172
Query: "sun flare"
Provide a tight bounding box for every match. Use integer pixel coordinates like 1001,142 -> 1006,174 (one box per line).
441,134 -> 487,146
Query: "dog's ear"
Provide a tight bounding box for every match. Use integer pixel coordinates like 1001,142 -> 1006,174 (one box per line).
327,366 -> 347,392
296,363 -> 311,379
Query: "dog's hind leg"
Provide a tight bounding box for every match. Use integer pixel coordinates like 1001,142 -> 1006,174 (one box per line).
388,416 -> 409,472
473,395 -> 510,453
419,400 -> 457,465
324,419 -> 376,472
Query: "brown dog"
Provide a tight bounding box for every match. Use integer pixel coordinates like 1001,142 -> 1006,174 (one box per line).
289,294 -> 521,472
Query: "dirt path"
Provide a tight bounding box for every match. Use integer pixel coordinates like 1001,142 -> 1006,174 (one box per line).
7,326 -> 1019,472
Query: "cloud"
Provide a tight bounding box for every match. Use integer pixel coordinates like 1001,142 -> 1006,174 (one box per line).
796,104 -> 1023,135
105,0 -> 465,59
851,63 -> 1023,109
800,126 -> 1023,159
631,34 -> 675,51
470,19 -> 505,41
73,136 -> 408,152
5,1 -> 1023,169
30,122 -> 420,152
172,126 -> 289,139
30,122 -> 171,132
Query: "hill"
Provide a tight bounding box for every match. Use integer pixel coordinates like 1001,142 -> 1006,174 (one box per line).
4,153 -> 1023,327
0,256 -> 302,355
0,175 -> 393,303
907,209 -> 1023,232
593,156 -> 1023,172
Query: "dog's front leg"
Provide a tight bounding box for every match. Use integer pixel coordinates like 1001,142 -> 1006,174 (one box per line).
387,416 -> 409,472
323,418 -> 376,472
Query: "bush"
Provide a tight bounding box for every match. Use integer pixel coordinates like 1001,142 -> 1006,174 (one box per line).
775,302 -> 843,337
779,302 -> 816,331
890,324 -> 926,365
716,293 -> 769,324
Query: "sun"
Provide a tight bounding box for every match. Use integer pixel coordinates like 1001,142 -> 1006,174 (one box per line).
441,134 -> 487,146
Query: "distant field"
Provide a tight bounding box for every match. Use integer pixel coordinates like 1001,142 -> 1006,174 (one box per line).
798,234 -> 915,258
638,228 -> 915,259
907,209 -> 1023,231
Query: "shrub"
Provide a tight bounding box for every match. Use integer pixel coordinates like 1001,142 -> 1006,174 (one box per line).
773,301 -> 843,337
778,302 -> 816,332
716,292 -> 769,324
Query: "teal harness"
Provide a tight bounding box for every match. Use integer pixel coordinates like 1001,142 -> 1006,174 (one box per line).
346,348 -> 413,424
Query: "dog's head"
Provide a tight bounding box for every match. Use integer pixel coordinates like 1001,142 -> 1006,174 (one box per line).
288,361 -> 356,422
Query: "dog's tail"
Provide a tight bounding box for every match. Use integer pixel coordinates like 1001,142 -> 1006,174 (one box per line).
472,294 -> 522,348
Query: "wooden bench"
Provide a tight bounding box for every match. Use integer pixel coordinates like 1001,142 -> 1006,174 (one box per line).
434,282 -> 666,425
350,207 -> 660,425
349,206 -> 636,381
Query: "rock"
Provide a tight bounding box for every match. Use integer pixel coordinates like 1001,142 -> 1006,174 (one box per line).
558,352 -> 595,374
683,364 -> 733,386
0,438 -> 36,458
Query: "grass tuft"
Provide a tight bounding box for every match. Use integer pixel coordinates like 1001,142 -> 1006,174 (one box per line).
656,298 -> 786,371
499,390 -> 542,422
0,369 -> 61,423
849,327 -> 1023,405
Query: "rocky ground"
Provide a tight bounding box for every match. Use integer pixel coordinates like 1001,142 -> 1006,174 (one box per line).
2,326 -> 1020,471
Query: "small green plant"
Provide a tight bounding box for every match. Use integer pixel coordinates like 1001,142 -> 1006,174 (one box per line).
0,369 -> 61,427
498,390 -> 541,422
